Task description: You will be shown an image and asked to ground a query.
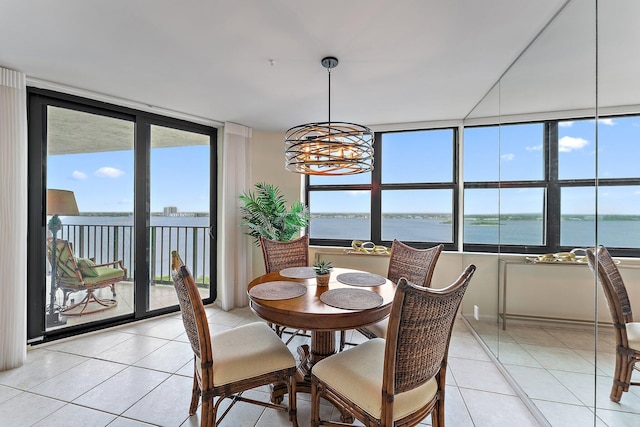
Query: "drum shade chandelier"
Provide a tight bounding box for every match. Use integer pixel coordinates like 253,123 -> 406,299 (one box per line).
285,56 -> 374,175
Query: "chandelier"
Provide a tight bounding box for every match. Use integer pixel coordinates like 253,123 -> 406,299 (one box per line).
285,57 -> 374,175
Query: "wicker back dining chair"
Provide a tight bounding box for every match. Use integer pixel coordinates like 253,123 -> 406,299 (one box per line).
311,264 -> 476,427
260,234 -> 311,341
357,240 -> 444,340
586,246 -> 640,402
171,263 -> 298,426
260,234 -> 309,274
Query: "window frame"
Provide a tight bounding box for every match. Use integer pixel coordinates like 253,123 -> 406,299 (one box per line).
307,116 -> 640,257
306,127 -> 459,251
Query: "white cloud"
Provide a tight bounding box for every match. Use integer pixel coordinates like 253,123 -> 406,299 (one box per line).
95,167 -> 125,178
347,190 -> 368,197
501,153 -> 515,161
558,136 -> 589,152
118,198 -> 132,204
558,121 -> 573,127
599,118 -> 615,126
71,170 -> 87,180
526,145 -> 542,151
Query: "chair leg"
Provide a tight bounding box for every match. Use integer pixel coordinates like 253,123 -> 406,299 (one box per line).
611,351 -> 630,402
110,283 -> 117,297
311,378 -> 320,427
201,397 -> 214,427
189,371 -> 201,416
61,289 -> 117,316
289,370 -> 298,427
432,394 -> 444,427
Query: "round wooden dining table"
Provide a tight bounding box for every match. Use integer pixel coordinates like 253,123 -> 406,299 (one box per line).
247,267 -> 396,401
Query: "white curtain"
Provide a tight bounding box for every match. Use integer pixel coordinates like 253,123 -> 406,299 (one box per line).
0,67 -> 28,371
219,122 -> 252,310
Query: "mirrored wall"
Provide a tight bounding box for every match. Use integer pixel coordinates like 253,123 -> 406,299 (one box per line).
462,0 -> 640,424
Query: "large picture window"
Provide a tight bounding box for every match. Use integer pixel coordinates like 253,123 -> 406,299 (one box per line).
308,115 -> 640,255
307,128 -> 458,249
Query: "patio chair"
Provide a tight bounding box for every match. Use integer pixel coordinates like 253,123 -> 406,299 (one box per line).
586,246 -> 640,402
311,264 -> 476,427
46,238 -> 126,316
356,240 -> 444,341
171,262 -> 298,427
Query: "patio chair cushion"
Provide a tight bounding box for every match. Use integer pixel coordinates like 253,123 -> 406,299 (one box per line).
82,266 -> 126,285
76,258 -> 98,277
312,337 -> 438,420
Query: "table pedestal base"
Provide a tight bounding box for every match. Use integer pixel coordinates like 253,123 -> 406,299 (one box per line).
270,330 -> 353,423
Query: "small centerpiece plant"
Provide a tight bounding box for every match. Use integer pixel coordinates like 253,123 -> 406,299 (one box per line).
313,259 -> 333,287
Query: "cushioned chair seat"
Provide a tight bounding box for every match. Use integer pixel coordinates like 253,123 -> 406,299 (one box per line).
312,338 -> 437,420
364,317 -> 388,339
627,322 -> 640,350
195,322 -> 296,386
172,260 -> 298,426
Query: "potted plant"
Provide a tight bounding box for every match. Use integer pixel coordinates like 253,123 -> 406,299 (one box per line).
313,259 -> 333,286
239,182 -> 310,244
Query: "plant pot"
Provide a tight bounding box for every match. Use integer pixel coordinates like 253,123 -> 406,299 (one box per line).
316,274 -> 330,286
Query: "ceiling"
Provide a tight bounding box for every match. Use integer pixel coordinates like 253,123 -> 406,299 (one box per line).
1,0 -> 633,132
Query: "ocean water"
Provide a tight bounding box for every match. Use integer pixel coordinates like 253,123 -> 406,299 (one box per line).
60,215 -> 211,281
310,216 -> 640,248
57,214 -> 640,280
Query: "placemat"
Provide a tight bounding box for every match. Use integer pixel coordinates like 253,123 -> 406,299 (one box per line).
249,281 -> 307,300
279,266 -> 317,279
336,272 -> 386,287
320,288 -> 383,310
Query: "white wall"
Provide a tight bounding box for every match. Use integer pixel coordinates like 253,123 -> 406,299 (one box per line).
247,130 -> 305,277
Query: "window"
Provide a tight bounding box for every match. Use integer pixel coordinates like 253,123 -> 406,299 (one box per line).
308,116 -> 640,255
463,123 -> 547,252
307,128 -> 458,249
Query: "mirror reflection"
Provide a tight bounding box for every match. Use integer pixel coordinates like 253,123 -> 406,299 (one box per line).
462,0 -> 640,424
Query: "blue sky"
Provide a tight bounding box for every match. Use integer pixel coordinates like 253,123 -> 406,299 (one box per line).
311,117 -> 640,214
48,145 -> 210,213
48,117 -> 640,215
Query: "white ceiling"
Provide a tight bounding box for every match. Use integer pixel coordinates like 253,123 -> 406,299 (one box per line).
1,0 -> 633,132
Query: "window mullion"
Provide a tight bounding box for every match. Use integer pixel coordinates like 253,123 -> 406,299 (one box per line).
547,122 -> 560,251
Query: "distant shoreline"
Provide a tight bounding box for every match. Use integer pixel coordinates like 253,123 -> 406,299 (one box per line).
310,213 -> 638,221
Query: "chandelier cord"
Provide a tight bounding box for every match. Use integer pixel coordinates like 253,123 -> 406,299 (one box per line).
327,67 -> 331,126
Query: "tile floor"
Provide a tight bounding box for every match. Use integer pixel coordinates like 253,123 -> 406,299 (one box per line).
1,306 -> 542,427
467,318 -> 640,427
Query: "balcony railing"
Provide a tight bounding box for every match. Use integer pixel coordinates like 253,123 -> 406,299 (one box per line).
58,224 -> 210,287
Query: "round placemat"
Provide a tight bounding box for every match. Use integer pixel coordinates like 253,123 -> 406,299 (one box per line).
320,288 -> 383,310
249,281 -> 307,300
336,272 -> 386,287
279,266 -> 317,279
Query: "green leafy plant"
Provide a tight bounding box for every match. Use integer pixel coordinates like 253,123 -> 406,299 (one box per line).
313,259 -> 333,275
239,182 -> 310,245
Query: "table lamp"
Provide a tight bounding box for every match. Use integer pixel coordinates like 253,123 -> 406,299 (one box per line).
46,189 -> 79,327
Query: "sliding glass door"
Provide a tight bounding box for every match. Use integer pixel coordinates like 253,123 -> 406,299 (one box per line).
149,124 -> 212,311
27,89 -> 217,341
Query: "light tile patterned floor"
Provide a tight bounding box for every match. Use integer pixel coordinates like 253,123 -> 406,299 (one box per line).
469,319 -> 640,426
0,307 -> 541,426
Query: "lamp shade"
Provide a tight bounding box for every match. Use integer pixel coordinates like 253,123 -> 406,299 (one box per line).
285,56 -> 374,175
46,189 -> 79,215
